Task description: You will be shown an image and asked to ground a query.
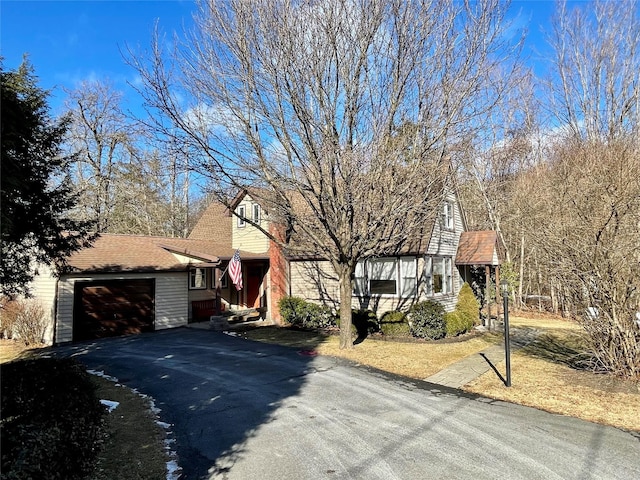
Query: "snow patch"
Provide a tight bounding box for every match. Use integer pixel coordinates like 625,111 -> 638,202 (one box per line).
100,399 -> 120,413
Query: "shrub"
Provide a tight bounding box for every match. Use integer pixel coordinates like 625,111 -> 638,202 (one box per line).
1,358 -> 106,480
379,311 -> 410,336
278,296 -> 336,329
0,299 -> 47,344
444,311 -> 469,337
408,300 -> 446,340
456,282 -> 480,326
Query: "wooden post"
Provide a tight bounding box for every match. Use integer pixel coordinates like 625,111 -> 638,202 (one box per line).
485,265 -> 492,330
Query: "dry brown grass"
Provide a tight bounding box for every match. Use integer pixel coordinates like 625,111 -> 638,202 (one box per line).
464,314 -> 640,432
0,339 -> 45,363
243,327 -> 498,378
1,340 -> 170,479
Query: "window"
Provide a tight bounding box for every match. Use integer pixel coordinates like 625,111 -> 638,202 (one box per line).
369,258 -> 397,295
441,201 -> 454,230
237,205 -> 246,227
219,270 -> 228,289
354,261 -> 367,296
400,257 -> 417,297
353,257 -> 417,297
425,256 -> 453,295
252,204 -> 260,224
189,268 -> 207,289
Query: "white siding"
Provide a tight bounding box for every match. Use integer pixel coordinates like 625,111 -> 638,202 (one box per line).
424,192 -> 465,311
55,272 -> 188,343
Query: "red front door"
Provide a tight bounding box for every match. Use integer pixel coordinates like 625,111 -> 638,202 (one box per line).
246,265 -> 263,308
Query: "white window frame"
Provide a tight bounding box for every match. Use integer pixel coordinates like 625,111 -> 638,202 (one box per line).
368,258 -> 398,296
441,201 -> 454,230
353,257 -> 418,298
237,204 -> 246,228
425,256 -> 453,295
252,203 -> 260,224
189,268 -> 207,290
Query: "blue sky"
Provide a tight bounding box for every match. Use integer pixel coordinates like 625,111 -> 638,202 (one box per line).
2,0 -> 560,116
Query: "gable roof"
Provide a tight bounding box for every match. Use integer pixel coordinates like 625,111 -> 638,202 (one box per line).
65,234 -> 222,273
455,230 -> 501,266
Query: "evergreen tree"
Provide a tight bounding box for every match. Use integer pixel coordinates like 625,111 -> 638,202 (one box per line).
1,59 -> 94,298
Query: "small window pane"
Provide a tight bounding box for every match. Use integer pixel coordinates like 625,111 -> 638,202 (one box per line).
237,205 -> 246,227
190,268 -> 206,289
370,279 -> 396,295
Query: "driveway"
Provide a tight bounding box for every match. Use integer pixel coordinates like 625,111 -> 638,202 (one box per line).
58,328 -> 639,480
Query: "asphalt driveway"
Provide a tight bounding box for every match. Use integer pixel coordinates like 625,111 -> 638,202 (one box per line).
57,328 -> 639,480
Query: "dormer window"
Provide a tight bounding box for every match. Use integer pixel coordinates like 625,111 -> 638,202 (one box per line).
237,204 -> 246,228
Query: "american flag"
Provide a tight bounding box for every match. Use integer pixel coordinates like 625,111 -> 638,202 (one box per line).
229,250 -> 243,291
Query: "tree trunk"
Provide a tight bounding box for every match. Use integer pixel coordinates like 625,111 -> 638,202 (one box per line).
337,264 -> 355,349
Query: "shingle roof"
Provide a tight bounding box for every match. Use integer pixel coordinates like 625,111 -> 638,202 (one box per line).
65,234 -> 218,273
455,230 -> 500,266
188,202 -> 232,244
65,233 -> 267,274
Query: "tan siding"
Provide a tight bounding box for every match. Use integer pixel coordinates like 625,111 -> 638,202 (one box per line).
55,272 -> 189,343
56,279 -> 75,343
232,195 -> 269,253
290,260 -> 340,309
30,265 -> 58,345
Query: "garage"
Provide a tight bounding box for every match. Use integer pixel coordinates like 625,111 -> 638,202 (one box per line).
73,279 -> 155,341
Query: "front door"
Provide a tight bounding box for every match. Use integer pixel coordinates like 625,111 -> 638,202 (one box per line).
246,265 -> 263,308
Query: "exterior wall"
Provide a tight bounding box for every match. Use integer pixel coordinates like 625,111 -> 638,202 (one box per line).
268,227 -> 289,324
28,264 -> 58,345
290,258 -> 428,316
288,194 -> 466,316
232,194 -> 270,253
424,192 -> 465,311
55,271 -> 188,344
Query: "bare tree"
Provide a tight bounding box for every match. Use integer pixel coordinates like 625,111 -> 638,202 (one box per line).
525,0 -> 640,376
64,80 -> 194,237
129,0 -> 523,348
534,140 -> 640,377
64,80 -> 132,232
547,0 -> 640,141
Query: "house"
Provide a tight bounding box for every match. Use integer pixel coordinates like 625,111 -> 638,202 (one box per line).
28,233 -> 265,344
24,185 -> 483,345
202,188 -> 468,321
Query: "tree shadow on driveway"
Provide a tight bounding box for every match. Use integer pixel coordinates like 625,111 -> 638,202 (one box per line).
53,327 -> 325,479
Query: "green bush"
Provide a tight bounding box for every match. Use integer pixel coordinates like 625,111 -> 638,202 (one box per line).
444,311 -> 468,337
456,282 -> 480,326
278,296 -> 336,329
1,358 -> 106,480
408,300 -> 446,340
379,311 -> 410,336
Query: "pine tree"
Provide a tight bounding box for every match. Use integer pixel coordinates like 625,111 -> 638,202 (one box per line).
1,59 -> 94,298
